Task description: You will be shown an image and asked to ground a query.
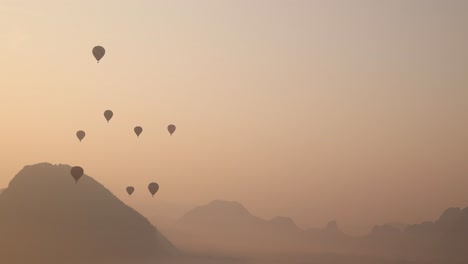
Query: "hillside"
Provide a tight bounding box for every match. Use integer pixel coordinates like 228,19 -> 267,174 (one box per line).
0,163 -> 177,264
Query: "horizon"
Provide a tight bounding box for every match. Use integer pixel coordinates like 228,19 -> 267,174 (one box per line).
1,0 -> 468,236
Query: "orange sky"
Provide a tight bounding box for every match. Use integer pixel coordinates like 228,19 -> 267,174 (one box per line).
1,0 -> 467,235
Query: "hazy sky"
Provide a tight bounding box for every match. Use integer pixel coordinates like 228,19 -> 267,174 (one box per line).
1,0 -> 467,235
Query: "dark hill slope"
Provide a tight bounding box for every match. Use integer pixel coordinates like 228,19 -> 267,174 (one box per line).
0,163 -> 177,263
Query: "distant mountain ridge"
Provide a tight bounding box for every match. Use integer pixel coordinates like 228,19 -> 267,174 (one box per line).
170,199 -> 341,253
0,163 -> 177,264
367,207 -> 468,261
168,199 -> 468,262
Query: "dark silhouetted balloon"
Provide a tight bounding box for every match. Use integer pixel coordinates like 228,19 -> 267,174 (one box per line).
134,126 -> 143,138
76,130 -> 86,142
148,182 -> 159,197
167,124 -> 176,136
126,186 -> 135,196
104,110 -> 113,123
70,166 -> 84,183
92,46 -> 105,63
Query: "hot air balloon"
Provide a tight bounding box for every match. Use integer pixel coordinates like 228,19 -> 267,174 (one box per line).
92,46 -> 105,63
70,166 -> 84,183
167,124 -> 176,136
148,182 -> 159,197
104,110 -> 113,123
126,186 -> 135,196
76,130 -> 86,142
134,126 -> 143,138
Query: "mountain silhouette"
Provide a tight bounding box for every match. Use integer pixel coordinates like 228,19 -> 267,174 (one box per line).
172,200 -> 267,251
364,207 -> 468,261
170,200 -> 315,253
268,216 -> 302,234
177,200 -> 264,229
0,163 -> 177,264
167,199 -> 468,263
303,220 -> 352,252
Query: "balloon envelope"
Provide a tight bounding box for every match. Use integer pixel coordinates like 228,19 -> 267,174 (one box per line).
92,46 -> 105,63
134,126 -> 143,137
148,182 -> 159,197
167,124 -> 176,135
126,186 -> 135,196
70,166 -> 84,183
76,130 -> 86,142
104,110 -> 113,123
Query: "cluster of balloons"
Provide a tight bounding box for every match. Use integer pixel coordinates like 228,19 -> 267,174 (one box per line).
125,183 -> 159,197
70,166 -> 159,197
75,109 -> 176,142
67,46 -> 178,198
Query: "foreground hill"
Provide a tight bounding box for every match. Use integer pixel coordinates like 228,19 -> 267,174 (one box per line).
0,163 -> 177,264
